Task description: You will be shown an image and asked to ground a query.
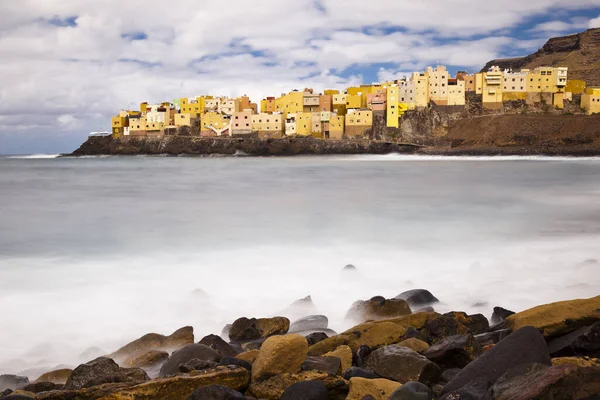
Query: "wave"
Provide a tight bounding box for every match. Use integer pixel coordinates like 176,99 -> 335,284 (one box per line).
6,154 -> 60,159
335,153 -> 600,162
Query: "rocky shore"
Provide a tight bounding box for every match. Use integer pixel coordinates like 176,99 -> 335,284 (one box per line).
2,278 -> 599,400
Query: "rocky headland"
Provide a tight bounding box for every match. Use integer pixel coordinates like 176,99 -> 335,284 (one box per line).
2,275 -> 599,399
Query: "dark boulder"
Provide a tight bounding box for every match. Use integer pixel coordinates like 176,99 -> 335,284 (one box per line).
342,367 -> 379,380
443,312 -> 489,334
346,297 -> 411,323
0,375 -> 29,392
355,345 -> 372,368
22,381 -> 61,393
474,329 -> 512,348
187,384 -> 247,399
301,356 -> 341,375
82,367 -> 148,388
1,394 -> 34,400
229,317 -> 289,342
547,321 -> 600,358
420,316 -> 469,344
159,344 -> 221,377
395,289 -> 439,309
178,359 -> 219,373
402,327 -> 425,341
422,334 -> 482,369
342,264 -> 357,273
219,357 -> 252,371
290,315 -> 329,333
441,368 -> 461,383
364,345 -> 441,385
442,326 -> 551,398
199,334 -> 239,358
306,332 -> 329,346
388,381 -> 433,400
63,357 -> 118,390
490,307 -> 515,325
281,380 -> 329,400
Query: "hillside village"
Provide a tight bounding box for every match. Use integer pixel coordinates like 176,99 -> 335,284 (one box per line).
108,65 -> 600,140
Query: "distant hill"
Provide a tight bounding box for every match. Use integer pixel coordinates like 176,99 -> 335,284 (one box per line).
482,28 -> 600,86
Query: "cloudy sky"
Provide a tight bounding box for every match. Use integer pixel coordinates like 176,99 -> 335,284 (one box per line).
1,1 -> 600,154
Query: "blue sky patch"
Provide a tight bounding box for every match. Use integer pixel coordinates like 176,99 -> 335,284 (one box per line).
48,16 -> 78,27
121,32 -> 148,41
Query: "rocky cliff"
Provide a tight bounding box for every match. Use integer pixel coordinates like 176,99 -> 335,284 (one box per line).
482,28 -> 600,85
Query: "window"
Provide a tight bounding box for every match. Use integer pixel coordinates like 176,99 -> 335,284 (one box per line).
245,116 -> 248,119
512,87 -> 515,90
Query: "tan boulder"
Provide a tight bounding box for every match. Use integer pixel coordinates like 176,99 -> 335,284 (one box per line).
236,350 -> 261,364
37,366 -> 249,400
346,377 -> 402,400
34,368 -> 73,384
506,296 -> 600,338
324,345 -> 353,374
251,334 -> 308,382
552,357 -> 600,368
229,317 -> 290,341
110,326 -> 194,363
124,350 -> 169,368
397,338 -> 430,353
346,297 -> 412,323
247,370 -> 348,400
308,312 -> 439,356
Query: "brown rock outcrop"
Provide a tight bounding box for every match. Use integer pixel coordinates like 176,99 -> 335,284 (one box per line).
346,377 -> 402,400
251,334 -> 308,382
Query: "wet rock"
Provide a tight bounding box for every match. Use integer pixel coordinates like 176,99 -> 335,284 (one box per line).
306,332 -> 329,346
200,334 -> 239,358
179,359 -> 219,373
441,368 -> 461,382
221,324 -> 232,339
280,296 -> 320,321
0,376 -> 29,392
343,367 -> 380,380
247,370 -> 347,400
1,392 -> 35,400
229,317 -> 290,342
355,345 -> 372,368
422,334 -> 482,369
547,321 -> 600,357
219,357 -> 252,371
397,338 -> 430,353
33,369 -> 72,385
124,349 -> 169,369
364,345 -> 441,385
443,312 -> 489,334
187,384 -> 247,399
395,289 -> 440,309
402,327 -> 425,341
159,344 -> 221,377
21,382 -> 61,393
552,356 -> 600,367
346,377 -> 401,400
111,326 -> 194,363
302,356 -> 341,375
251,334 -> 308,382
343,264 -> 358,273
442,326 -> 551,397
62,357 -> 118,390
420,316 -> 470,344
235,350 -> 260,365
308,313 -> 439,356
506,295 -> 600,338
324,345 -> 352,374
281,380 -> 329,400
473,329 -> 512,348
83,367 -> 148,388
290,315 -> 329,333
0,389 -> 11,397
490,307 -> 515,325
388,381 -> 433,400
346,297 -> 412,323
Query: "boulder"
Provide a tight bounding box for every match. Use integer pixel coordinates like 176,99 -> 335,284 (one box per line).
235,350 -> 260,365
179,359 -> 219,373
247,370 -> 348,400
229,317 -> 290,342
420,316 -> 470,344
441,368 -> 461,383
290,315 -> 329,333
343,367 -> 380,380
301,356 -> 341,375
388,381 -> 433,400
442,326 -> 551,397
34,369 -> 72,385
397,338 -> 430,353
37,366 -> 249,400
63,357 -> 149,390
280,380 -> 329,400
547,321 -> 600,358
343,264 -> 358,273
124,350 -> 169,369
364,345 -> 440,385
308,313 -> 440,355
159,344 -> 221,377
22,382 -> 61,393
280,296 -> 320,321
356,345 -> 372,368
473,329 -> 512,348
111,326 -> 194,363
346,377 -> 401,400
491,307 -> 515,325
219,357 -> 252,371
551,356 -> 600,367
422,334 -> 482,369
187,384 -> 247,399
346,297 -> 411,323
251,334 -> 308,382
199,334 -> 239,358
2,393 -> 35,399
0,376 -> 29,392
443,312 -> 489,334
324,345 -> 353,374
395,289 -> 440,309
306,332 -> 329,346
506,295 -> 600,338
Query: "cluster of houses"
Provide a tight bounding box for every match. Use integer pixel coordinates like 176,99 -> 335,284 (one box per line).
108,65 -> 600,139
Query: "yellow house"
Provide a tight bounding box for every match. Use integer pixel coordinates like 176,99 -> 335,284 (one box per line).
447,80 -> 466,106
426,65 -> 449,105
332,94 -> 347,115
276,91 -> 304,117
387,85 -> 400,128
330,115 -> 345,139
146,121 -> 165,136
140,102 -> 148,115
566,79 -> 586,95
180,98 -> 201,116
479,66 -> 504,110
111,114 -> 127,135
581,87 -> 600,115
174,113 -> 192,127
295,112 -> 312,136
128,115 -> 146,132
251,113 -> 284,138
346,94 -> 362,109
324,89 -> 340,96
346,109 -> 373,138
202,112 -> 231,136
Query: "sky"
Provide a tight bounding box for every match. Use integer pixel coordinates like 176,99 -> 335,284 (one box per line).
1,1 -> 600,154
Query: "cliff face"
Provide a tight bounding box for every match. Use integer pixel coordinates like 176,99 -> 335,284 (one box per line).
482,28 -> 600,85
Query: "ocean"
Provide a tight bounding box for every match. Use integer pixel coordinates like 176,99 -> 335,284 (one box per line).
1,154 -> 600,377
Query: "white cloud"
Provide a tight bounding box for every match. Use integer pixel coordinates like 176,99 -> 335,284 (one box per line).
590,15 -> 600,28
